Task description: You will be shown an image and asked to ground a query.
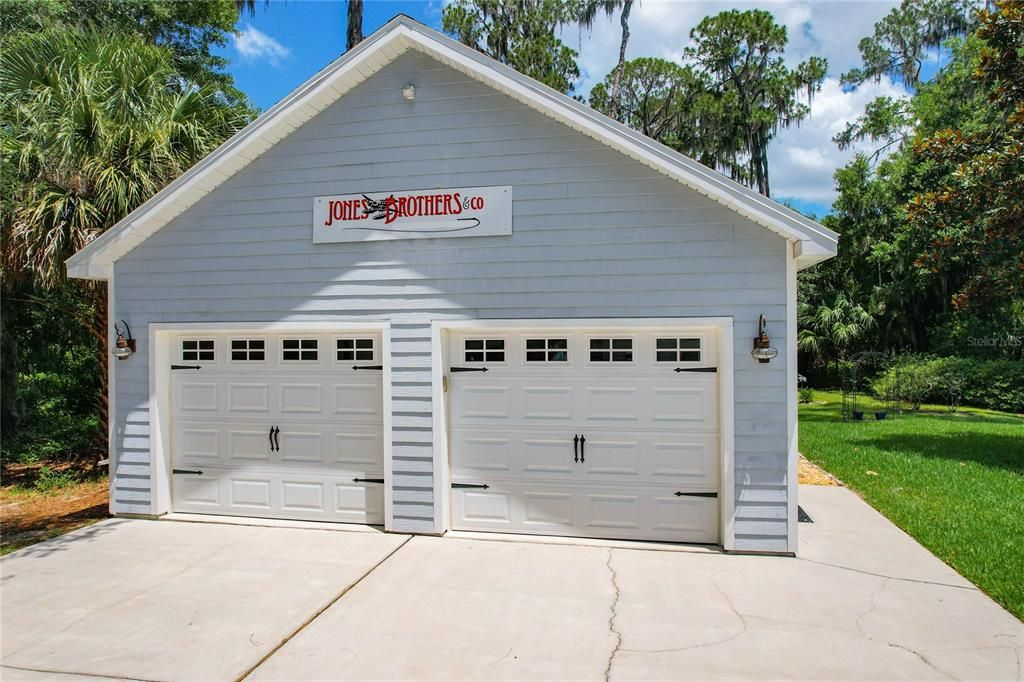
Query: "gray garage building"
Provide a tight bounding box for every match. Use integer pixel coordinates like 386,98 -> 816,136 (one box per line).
68,16 -> 837,554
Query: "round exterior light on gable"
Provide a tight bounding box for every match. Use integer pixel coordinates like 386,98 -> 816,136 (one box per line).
402,85 -> 415,101
111,320 -> 136,360
751,314 -> 778,363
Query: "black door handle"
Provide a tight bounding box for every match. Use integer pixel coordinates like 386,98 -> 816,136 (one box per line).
580,435 -> 586,463
269,426 -> 275,451
573,434 -> 579,463
272,426 -> 280,452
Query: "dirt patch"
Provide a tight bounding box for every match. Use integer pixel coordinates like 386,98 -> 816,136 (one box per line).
798,454 -> 841,486
1,466 -> 108,555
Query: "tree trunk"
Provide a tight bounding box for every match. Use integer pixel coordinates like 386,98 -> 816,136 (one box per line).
752,129 -> 770,196
88,282 -> 109,462
346,0 -> 364,52
0,308 -> 22,437
609,0 -> 634,122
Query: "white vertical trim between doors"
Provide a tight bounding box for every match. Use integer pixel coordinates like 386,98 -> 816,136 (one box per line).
719,323 -> 736,550
431,324 -> 450,533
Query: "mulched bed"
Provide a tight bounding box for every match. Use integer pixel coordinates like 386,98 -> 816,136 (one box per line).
1,463 -> 109,555
798,453 -> 841,486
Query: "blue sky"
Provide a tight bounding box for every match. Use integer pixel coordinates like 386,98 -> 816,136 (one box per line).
218,2 -> 441,111
216,1 -> 913,218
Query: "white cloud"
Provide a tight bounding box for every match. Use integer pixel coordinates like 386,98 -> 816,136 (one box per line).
562,0 -> 907,209
234,25 -> 291,67
769,76 -> 907,205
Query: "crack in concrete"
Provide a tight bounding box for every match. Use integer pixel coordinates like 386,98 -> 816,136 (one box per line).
604,549 -> 623,682
854,577 -> 887,639
620,632 -> 744,656
1,664 -> 161,682
799,557 -> 977,591
488,646 -> 513,667
854,577 -> 959,680
618,577 -> 750,657
708,576 -> 751,635
885,642 -> 958,680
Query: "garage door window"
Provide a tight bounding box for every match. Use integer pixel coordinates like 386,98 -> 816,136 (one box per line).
337,338 -> 374,361
589,338 -> 633,363
230,338 -> 265,361
656,337 -> 701,363
465,338 -> 505,363
283,338 -> 318,361
181,339 -> 215,362
525,338 -> 568,363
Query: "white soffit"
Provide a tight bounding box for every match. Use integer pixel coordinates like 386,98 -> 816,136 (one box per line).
66,16 -> 838,280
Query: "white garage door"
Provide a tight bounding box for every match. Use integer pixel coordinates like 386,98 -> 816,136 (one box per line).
448,328 -> 720,544
170,330 -> 385,524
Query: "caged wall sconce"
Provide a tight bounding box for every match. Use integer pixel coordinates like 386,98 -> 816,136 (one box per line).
111,320 -> 136,360
751,314 -> 778,363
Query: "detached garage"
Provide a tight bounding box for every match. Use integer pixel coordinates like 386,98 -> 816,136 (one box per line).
67,16 -> 837,554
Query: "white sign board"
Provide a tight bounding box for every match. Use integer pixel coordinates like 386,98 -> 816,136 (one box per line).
313,186 -> 511,243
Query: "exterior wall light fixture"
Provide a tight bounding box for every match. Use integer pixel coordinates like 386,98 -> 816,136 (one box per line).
751,314 -> 778,363
112,320 -> 136,360
402,85 -> 415,101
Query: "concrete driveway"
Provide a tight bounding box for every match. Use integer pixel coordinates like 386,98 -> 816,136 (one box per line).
3,486 -> 1021,681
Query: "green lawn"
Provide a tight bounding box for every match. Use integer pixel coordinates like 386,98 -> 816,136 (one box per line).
799,391 -> 1024,621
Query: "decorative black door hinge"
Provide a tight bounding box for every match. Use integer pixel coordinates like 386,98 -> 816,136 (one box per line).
674,367 -> 717,373
352,365 -> 383,371
452,482 -> 490,489
171,365 -> 202,370
674,491 -> 718,498
172,468 -> 204,475
450,367 -> 488,373
353,477 -> 385,484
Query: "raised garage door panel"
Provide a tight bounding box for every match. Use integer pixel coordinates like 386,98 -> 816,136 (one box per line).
449,328 -> 720,544
170,331 -> 384,524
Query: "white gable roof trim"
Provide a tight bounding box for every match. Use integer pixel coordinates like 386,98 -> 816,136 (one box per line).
66,16 -> 837,280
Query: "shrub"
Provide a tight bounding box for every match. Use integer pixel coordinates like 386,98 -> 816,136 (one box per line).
0,369 -> 102,464
33,466 -> 78,492
873,356 -> 1024,413
899,362 -> 936,411
799,388 -> 815,404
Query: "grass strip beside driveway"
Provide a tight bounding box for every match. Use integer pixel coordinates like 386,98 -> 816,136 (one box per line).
800,391 -> 1024,621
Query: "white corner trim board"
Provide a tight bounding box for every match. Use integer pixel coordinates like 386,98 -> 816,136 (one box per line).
66,16 -> 836,281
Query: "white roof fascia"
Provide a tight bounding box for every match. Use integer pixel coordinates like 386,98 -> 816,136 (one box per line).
66,15 -> 836,280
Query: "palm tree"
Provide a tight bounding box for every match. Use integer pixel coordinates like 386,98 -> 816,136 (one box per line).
577,0 -> 637,121
798,294 -> 877,374
347,0 -> 364,51
233,0 -> 265,18
1,29 -> 251,446
235,0 -> 362,53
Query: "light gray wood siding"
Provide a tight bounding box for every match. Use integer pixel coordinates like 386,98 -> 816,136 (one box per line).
112,50 -> 793,551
